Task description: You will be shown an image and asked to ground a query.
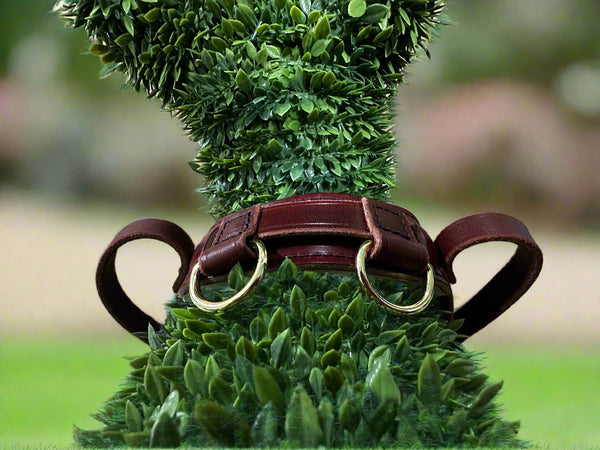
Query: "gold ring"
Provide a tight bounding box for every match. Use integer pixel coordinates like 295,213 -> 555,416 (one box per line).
189,239 -> 268,312
356,240 -> 435,315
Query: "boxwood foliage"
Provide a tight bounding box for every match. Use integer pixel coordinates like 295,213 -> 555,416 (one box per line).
57,1 -> 527,447
74,261 -> 524,448
56,0 -> 444,217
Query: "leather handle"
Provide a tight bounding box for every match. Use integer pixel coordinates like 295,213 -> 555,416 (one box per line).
96,218 -> 195,343
435,213 -> 543,339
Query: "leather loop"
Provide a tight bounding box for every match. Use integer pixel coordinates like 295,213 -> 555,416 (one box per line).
435,213 -> 543,339
96,219 -> 194,343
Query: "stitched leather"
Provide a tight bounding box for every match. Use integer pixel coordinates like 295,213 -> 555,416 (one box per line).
192,193 -> 430,280
95,194 -> 543,344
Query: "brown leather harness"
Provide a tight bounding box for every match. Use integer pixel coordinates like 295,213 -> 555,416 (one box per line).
96,193 -> 542,343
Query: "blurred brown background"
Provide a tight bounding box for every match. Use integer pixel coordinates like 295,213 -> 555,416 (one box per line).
1,0 -> 599,345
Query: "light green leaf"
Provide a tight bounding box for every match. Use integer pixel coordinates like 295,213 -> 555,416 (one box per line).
367,357 -> 401,405
253,366 -> 285,414
299,98 -> 314,114
270,328 -> 292,368
184,358 -> 205,396
310,39 -> 329,57
285,386 -> 324,446
290,164 -> 304,181
348,0 -> 366,18
417,353 -> 442,405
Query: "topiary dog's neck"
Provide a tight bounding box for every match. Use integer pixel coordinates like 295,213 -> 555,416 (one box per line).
56,0 -> 444,216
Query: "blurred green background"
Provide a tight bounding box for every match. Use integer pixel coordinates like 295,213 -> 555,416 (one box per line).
1,0 -> 599,447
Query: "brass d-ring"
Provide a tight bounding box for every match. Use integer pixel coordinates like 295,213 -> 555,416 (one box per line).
356,240 -> 435,315
189,239 -> 268,312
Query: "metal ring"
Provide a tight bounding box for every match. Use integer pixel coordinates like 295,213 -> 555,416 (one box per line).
189,239 -> 268,312
356,240 -> 435,315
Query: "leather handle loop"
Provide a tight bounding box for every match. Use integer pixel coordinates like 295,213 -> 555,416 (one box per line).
96,219 -> 195,343
435,213 -> 543,340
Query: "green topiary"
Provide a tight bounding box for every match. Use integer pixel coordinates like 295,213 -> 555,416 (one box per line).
56,0 -> 442,217
56,0 -> 526,447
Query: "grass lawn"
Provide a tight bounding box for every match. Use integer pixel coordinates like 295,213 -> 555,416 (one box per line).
1,337 -> 599,448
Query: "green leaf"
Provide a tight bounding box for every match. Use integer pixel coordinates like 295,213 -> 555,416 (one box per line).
314,16 -> 330,38
283,118 -> 301,131
294,346 -> 313,379
205,354 -> 221,381
299,98 -> 314,114
144,364 -> 166,403
184,358 -> 205,396
311,39 -> 329,57
275,101 -> 292,116
373,25 -> 394,44
446,358 -> 476,377
253,366 -> 285,414
236,3 -> 258,27
337,314 -> 355,336
340,353 -> 358,383
122,13 -> 135,35
441,378 -> 456,402
195,400 -> 251,447
363,4 -> 389,23
185,319 -> 219,335
202,332 -> 231,349
227,262 -> 245,291
318,398 -> 334,446
290,164 -> 304,181
125,400 -> 142,432
322,70 -> 336,88
268,307 -> 287,340
323,366 -> 345,394
211,36 -> 228,51
417,353 -> 441,405
149,412 -> 180,448
307,10 -> 321,24
159,390 -> 180,417
285,387 -> 324,446
235,336 -> 256,361
289,284 -> 307,318
270,328 -> 292,369
209,376 -> 235,406
251,403 -> 279,446
300,327 -> 316,355
320,349 -> 341,367
143,7 -> 161,22
250,317 -> 267,342
162,339 -> 184,366
290,5 -> 306,24
368,345 -> 391,371
339,398 -> 361,433
309,367 -> 323,400
472,381 -> 503,409
367,356 -> 401,405
348,0 -> 366,18
325,328 -> 343,351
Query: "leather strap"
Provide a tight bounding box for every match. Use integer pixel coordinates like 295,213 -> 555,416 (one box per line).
434,213 -> 543,339
176,193 -> 436,296
96,218 -> 194,343
94,195 -> 542,343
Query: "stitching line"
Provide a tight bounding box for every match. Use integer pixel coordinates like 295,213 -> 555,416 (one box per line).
372,205 -> 411,238
271,253 -> 355,261
215,211 -> 252,244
